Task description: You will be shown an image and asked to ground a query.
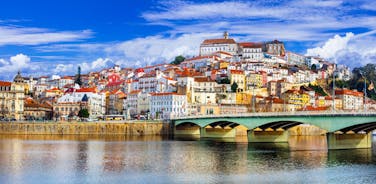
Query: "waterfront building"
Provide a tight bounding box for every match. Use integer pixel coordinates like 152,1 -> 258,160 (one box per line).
150,92 -> 187,119
55,87 -> 105,119
0,72 -> 25,120
24,97 -> 52,120
107,89 -> 126,115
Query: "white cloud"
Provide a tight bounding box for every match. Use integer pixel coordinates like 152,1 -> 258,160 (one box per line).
0,54 -> 39,80
306,31 -> 376,68
306,32 -> 354,58
142,1 -> 289,21
0,26 -> 92,46
107,33 -> 220,66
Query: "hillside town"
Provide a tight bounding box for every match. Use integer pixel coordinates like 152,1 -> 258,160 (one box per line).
1,32 -> 375,121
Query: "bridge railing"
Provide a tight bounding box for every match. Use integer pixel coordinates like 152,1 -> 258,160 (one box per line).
171,111 -> 376,120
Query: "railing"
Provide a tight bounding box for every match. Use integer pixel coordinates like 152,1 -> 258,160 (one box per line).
171,111 -> 376,120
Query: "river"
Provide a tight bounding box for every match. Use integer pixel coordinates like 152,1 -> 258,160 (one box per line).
0,135 -> 375,183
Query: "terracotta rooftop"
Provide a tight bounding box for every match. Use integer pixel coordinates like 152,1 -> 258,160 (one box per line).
0,81 -> 11,86
194,77 -> 216,83
239,42 -> 263,48
202,38 -> 236,45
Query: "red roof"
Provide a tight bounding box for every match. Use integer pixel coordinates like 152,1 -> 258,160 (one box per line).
239,42 -> 263,48
76,87 -> 97,93
194,77 -> 215,82
106,80 -> 124,87
229,70 -> 244,75
0,81 -> 11,86
129,90 -> 142,95
202,38 -> 236,45
335,89 -> 363,97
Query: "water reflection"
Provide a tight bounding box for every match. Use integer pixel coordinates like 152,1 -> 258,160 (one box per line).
0,135 -> 375,183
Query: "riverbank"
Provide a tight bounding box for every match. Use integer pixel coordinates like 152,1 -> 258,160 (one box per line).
0,121 -> 171,136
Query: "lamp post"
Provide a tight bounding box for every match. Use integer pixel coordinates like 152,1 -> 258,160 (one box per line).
332,67 -> 336,112
252,85 -> 255,113
360,72 -> 367,111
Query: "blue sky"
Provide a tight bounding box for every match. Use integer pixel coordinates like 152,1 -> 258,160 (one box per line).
0,0 -> 376,80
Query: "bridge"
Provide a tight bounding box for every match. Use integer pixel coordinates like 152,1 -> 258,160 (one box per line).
172,112 -> 376,149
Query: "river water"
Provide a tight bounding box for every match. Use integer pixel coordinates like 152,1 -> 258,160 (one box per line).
0,135 -> 375,184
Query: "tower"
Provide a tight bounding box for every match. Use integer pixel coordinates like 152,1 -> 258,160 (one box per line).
224,31 -> 229,39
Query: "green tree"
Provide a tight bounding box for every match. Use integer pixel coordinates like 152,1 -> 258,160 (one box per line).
170,55 -> 185,65
78,109 -> 90,118
231,82 -> 238,92
311,64 -> 317,71
218,78 -> 231,84
308,83 -> 327,96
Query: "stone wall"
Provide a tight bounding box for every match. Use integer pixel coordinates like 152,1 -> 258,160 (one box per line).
0,121 -> 171,136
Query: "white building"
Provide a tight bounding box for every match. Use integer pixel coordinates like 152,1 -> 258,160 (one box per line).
335,89 -> 364,111
56,87 -> 105,118
150,92 -> 187,119
199,32 -> 238,56
285,51 -> 306,66
239,42 -> 263,61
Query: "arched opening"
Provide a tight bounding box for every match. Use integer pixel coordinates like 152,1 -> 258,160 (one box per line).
175,122 -> 201,129
205,121 -> 240,129
336,122 -> 376,134
257,121 -> 303,131
174,122 -> 201,137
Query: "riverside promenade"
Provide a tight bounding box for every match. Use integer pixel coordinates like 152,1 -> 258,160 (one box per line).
0,120 -> 171,136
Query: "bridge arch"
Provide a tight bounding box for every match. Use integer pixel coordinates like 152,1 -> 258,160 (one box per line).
257,121 -> 303,131
204,121 -> 241,129
334,121 -> 376,133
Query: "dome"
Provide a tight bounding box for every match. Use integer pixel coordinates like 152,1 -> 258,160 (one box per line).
13,71 -> 24,83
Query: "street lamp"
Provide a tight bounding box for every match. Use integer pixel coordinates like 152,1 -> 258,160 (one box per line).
332,66 -> 336,112
360,72 -> 367,111
252,85 -> 255,113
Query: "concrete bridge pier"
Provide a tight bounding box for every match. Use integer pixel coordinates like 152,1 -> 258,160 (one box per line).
248,128 -> 289,143
174,124 -> 201,136
326,132 -> 372,149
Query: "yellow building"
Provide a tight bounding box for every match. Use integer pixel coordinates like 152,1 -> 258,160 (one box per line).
219,61 -> 229,69
246,72 -> 263,89
198,104 -> 220,115
283,90 -> 312,109
236,92 -> 252,105
229,70 -> 245,91
0,72 -> 26,120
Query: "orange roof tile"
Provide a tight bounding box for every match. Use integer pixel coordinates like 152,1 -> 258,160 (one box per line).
76,87 -> 97,93
0,81 -> 11,86
202,38 -> 236,45
239,42 -> 263,48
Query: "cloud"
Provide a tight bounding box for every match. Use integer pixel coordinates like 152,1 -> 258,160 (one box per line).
107,33 -> 220,66
0,26 -> 92,46
0,54 -> 39,80
141,0 -> 376,43
306,32 -> 354,58
142,1 -> 289,21
306,31 -> 376,68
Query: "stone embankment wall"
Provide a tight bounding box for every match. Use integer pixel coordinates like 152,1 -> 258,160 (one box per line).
0,121 -> 171,136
